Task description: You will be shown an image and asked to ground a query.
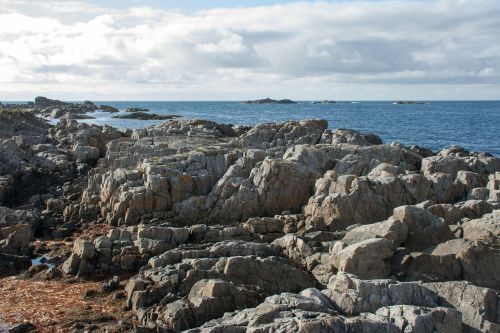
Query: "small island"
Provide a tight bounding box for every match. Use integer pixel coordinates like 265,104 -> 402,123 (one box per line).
125,107 -> 150,112
243,98 -> 297,104
393,101 -> 425,105
311,100 -> 336,104
98,105 -> 119,113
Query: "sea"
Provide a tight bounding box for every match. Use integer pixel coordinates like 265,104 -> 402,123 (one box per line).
61,101 -> 499,156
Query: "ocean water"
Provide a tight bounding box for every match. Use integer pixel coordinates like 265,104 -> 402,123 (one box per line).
77,101 -> 500,155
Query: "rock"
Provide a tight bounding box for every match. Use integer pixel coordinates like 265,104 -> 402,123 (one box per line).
222,255 -> 318,294
73,238 -> 95,259
393,101 -> 425,104
422,150 -> 500,177
462,210 -> 499,247
237,119 -> 327,148
208,158 -> 320,223
285,141 -> 419,173
304,172 -> 431,231
243,98 -> 297,104
244,217 -> 284,234
323,272 -> 438,315
468,187 -> 490,200
272,234 -> 313,265
392,205 -> 454,251
403,251 -> 462,283
34,96 -> 98,118
125,107 -> 150,112
94,236 -> 112,249
26,264 -> 48,277
374,305 -> 462,333
61,113 -> 95,120
128,240 -> 318,327
99,105 -> 119,113
62,253 -> 80,275
8,322 -> 36,333
162,279 -> 262,331
342,218 -> 408,246
426,203 -> 464,225
190,281 -> 466,332
0,224 -> 31,255
312,100 -> 336,104
429,239 -> 500,289
73,145 -> 100,163
41,267 -> 63,280
189,291 -> 347,333
331,238 -> 396,279
456,170 -> 487,191
2,114 -> 500,331
423,280 -> 500,332
456,199 -> 493,219
112,112 -> 180,120
102,276 -> 120,292
34,96 -> 66,110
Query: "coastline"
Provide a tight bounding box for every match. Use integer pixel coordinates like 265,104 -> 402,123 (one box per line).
3,99 -> 497,156
0,100 -> 499,332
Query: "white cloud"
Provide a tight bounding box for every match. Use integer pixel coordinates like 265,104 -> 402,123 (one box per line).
0,0 -> 500,100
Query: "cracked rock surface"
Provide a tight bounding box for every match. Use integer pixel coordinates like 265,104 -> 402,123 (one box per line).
1,105 -> 499,332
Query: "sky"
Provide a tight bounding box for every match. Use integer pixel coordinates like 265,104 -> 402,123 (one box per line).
1,0 -> 500,101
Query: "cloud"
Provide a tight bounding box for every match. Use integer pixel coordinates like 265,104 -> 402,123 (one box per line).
0,0 -> 500,100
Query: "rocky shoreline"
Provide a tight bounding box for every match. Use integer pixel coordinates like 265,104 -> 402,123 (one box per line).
0,101 -> 499,332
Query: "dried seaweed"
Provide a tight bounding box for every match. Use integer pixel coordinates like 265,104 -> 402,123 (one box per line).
0,276 -> 125,332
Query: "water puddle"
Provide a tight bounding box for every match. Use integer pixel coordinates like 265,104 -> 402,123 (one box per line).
31,255 -> 56,269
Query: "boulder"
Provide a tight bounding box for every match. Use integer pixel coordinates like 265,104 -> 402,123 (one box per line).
73,145 -> 100,163
73,238 -> 95,259
342,218 -> 408,246
423,280 -> 500,332
392,205 -> 454,251
374,305 -> 462,333
404,251 -> 462,282
304,173 -> 432,231
323,272 -> 437,315
430,239 -> 500,290
331,238 -> 396,279
462,210 -> 499,247
272,234 -> 314,265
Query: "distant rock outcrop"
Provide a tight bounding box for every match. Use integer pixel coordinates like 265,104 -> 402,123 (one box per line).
243,98 -> 297,104
312,100 -> 336,104
98,105 -> 119,113
124,107 -> 150,113
112,112 -> 180,120
33,96 -> 98,118
393,101 -> 425,105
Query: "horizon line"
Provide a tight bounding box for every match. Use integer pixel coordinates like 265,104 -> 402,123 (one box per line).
2,99 -> 500,103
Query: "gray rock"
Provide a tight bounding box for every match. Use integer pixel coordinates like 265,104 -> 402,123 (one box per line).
323,272 -> 437,315
342,218 -> 408,246
73,238 -> 95,259
392,205 -> 454,251
331,238 -> 396,279
423,280 -> 500,332
374,305 -> 462,333
462,210 -> 499,247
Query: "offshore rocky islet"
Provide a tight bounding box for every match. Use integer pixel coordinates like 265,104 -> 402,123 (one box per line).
0,98 -> 499,332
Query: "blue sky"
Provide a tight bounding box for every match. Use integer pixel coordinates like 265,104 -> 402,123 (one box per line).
0,0 -> 499,100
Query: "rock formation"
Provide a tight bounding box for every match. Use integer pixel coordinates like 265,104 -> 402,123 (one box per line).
1,109 -> 499,332
243,98 -> 297,104
112,112 -> 181,120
